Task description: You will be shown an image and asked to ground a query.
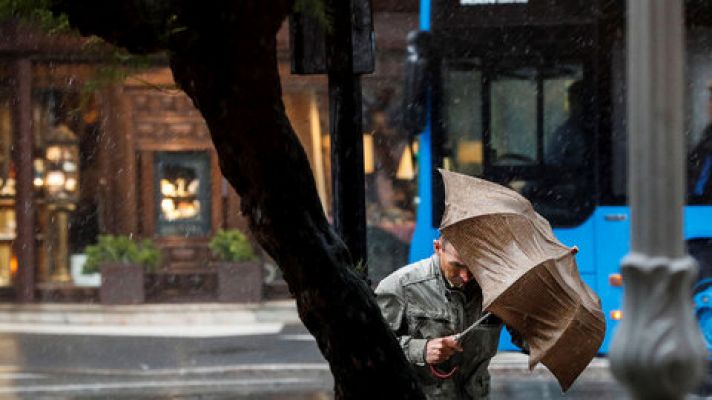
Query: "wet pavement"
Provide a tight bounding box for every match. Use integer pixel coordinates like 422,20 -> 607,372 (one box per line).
0,324 -> 324,372
0,369 -> 631,400
0,368 -> 334,400
492,375 -> 628,400
0,366 -> 631,400
0,323 -> 707,399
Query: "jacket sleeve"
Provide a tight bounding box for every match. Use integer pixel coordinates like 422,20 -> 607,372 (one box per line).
375,277 -> 428,366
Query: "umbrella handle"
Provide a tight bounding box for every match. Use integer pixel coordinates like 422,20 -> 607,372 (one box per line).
429,364 -> 459,380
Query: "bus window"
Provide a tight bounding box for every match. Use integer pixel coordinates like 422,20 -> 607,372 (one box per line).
485,64 -> 595,226
437,60 -> 595,226
490,69 -> 537,165
687,27 -> 712,205
443,64 -> 484,176
689,102 -> 712,204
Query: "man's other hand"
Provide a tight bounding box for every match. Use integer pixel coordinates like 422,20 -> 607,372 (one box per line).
425,335 -> 463,364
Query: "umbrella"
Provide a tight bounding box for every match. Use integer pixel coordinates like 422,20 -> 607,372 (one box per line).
438,169 -> 605,391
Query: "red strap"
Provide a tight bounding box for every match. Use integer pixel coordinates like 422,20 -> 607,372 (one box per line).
429,364 -> 458,379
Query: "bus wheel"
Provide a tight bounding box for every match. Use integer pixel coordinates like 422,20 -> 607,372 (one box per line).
690,239 -> 712,356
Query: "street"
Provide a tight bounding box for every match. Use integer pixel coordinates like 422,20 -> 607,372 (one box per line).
0,322 -> 657,399
0,323 -> 332,399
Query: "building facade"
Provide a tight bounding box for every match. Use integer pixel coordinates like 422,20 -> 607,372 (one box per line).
0,3 -> 418,302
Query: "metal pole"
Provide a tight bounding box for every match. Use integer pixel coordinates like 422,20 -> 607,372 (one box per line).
325,0 -> 368,273
11,57 -> 35,302
610,1 -> 706,398
50,205 -> 72,282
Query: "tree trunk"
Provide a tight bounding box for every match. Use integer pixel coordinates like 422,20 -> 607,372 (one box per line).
51,1 -> 425,398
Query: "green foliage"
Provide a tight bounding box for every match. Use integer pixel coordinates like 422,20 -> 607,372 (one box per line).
209,230 -> 257,263
76,50 -> 169,112
293,0 -> 331,32
83,235 -> 161,274
354,259 -> 366,275
0,0 -> 165,119
352,259 -> 371,283
0,0 -> 70,33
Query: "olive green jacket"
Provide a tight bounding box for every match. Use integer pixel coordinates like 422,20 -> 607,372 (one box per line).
375,255 -> 502,400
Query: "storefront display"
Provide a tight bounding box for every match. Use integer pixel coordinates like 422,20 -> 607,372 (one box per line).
154,151 -> 211,237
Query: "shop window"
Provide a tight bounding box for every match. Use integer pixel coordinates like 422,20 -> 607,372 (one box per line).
154,151 -> 211,237
362,87 -> 417,285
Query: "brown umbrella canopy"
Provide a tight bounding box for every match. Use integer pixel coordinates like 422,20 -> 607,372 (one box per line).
438,170 -> 605,391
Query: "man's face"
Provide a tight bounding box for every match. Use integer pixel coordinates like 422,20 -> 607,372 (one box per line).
434,239 -> 473,288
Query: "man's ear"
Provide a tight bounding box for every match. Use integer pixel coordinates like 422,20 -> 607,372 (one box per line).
433,239 -> 442,252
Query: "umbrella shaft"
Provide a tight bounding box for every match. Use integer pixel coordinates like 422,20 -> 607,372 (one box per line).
456,312 -> 492,342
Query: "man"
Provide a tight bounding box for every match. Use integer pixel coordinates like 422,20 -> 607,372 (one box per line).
524,80 -> 593,221
544,80 -> 589,169
375,237 -> 510,399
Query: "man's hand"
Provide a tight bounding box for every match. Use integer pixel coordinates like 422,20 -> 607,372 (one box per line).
425,335 -> 463,364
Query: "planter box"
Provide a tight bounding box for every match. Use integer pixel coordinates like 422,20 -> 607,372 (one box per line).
100,263 -> 145,305
217,261 -> 263,303
145,270 -> 218,303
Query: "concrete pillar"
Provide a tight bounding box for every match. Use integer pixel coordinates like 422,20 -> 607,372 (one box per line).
610,1 -> 706,398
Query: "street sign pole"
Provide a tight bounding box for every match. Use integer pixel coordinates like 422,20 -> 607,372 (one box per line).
325,0 -> 368,274
290,1 -> 375,278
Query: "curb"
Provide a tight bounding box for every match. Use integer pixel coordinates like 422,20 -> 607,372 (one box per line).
0,300 -> 301,327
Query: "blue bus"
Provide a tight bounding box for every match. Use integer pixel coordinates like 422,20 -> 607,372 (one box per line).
403,0 -> 712,353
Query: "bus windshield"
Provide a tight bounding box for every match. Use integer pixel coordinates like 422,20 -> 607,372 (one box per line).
442,61 -> 595,226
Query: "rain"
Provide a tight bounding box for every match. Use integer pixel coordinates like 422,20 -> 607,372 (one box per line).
0,0 -> 710,399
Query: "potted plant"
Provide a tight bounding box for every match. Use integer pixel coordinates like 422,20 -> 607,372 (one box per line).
209,229 -> 262,302
83,235 -> 161,305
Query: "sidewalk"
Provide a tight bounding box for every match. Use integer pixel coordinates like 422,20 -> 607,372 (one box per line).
0,300 -> 302,337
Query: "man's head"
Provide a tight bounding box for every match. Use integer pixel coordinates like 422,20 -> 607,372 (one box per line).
434,237 -> 473,289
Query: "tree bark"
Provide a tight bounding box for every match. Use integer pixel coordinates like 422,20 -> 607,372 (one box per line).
51,1 -> 424,398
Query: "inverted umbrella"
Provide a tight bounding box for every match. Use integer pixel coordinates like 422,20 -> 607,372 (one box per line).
438,169 -> 605,391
